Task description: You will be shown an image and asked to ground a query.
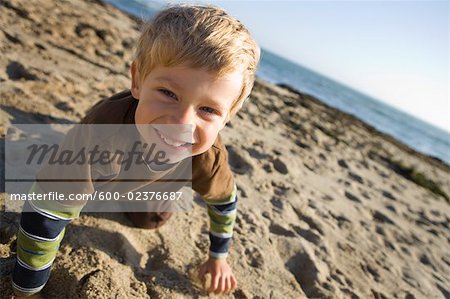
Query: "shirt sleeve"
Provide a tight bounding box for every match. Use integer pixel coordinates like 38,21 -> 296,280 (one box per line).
192,135 -> 238,259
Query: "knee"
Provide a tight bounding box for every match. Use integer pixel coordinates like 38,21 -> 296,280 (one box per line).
124,212 -> 173,229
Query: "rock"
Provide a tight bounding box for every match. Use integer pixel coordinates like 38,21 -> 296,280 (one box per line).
262,163 -> 273,173
272,157 -> 289,174
121,37 -> 134,49
344,191 -> 361,203
372,210 -> 395,225
319,153 -> 327,161
55,101 -> 75,113
348,171 -> 364,184
270,196 -> 283,210
6,61 -> 39,81
385,204 -> 396,213
272,149 -> 282,155
382,190 -> 396,200
295,139 -> 311,150
338,159 -> 349,168
233,288 -> 251,299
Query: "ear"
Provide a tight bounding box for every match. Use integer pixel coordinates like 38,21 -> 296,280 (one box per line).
130,61 -> 140,99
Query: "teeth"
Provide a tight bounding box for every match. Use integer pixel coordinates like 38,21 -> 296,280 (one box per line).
156,129 -> 190,147
162,137 -> 184,147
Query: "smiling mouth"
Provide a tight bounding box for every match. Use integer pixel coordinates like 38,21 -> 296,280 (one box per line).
153,128 -> 194,149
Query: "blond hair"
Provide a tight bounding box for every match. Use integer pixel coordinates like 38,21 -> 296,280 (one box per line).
133,4 -> 260,119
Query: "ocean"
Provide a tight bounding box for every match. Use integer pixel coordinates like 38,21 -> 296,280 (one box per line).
104,0 -> 450,166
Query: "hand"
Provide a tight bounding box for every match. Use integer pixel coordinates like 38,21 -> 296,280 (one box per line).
198,257 -> 237,294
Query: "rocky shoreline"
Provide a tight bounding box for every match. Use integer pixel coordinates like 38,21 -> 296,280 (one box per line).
1,0 -> 449,298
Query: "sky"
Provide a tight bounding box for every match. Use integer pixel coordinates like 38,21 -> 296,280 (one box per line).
166,0 -> 449,132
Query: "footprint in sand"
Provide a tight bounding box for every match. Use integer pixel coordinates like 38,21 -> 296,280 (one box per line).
371,289 -> 389,299
236,183 -> 248,198
225,145 -> 253,175
244,246 -> 264,268
360,190 -> 371,200
360,262 -> 381,282
426,228 -> 440,237
372,210 -> 395,225
292,207 -> 325,236
246,147 -> 271,160
436,283 -> 450,299
144,246 -> 170,271
292,225 -> 322,245
269,223 -> 296,238
271,180 -> 292,197
321,194 -> 334,201
348,171 -> 364,184
284,248 -> 330,298
330,212 -> 353,230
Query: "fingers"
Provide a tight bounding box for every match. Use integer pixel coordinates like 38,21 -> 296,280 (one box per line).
201,261 -> 237,294
230,274 -> 237,290
210,272 -> 220,293
216,276 -> 226,294
210,275 -> 235,294
224,276 -> 231,293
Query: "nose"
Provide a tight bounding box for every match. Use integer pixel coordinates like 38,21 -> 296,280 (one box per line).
167,106 -> 196,141
170,105 -> 196,126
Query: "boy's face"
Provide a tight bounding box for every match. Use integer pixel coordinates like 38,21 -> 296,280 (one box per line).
131,63 -> 242,162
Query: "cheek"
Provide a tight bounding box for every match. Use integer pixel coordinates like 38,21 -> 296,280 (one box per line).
199,124 -> 221,145
136,97 -> 164,123
192,123 -> 224,155
135,103 -> 153,124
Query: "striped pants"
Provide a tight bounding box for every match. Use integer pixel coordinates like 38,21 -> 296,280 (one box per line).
12,185 -> 83,296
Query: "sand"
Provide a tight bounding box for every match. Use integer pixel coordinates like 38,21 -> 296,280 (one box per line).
1,0 -> 449,298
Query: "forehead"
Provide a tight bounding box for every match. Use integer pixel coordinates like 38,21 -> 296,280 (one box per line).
146,65 -> 243,85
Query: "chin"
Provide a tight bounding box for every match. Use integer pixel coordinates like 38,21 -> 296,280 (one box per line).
191,145 -> 210,157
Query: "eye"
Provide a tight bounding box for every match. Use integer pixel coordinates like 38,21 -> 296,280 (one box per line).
200,107 -> 217,115
159,89 -> 177,100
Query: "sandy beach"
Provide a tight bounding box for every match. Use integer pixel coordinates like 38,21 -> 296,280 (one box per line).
1,0 -> 450,298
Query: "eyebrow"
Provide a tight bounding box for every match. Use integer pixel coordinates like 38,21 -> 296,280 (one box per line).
154,76 -> 183,91
154,76 -> 228,114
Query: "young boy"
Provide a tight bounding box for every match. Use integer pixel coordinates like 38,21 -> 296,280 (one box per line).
12,4 -> 260,298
